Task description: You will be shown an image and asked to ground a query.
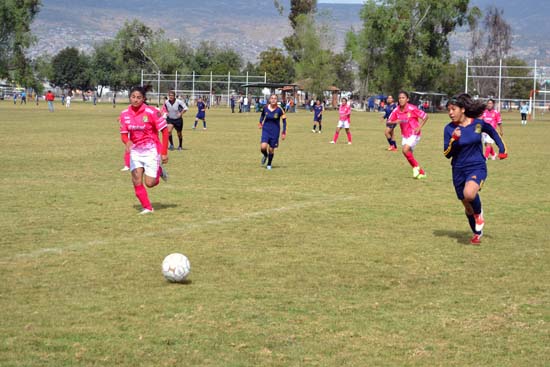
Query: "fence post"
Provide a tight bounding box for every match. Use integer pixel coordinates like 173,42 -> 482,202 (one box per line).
157,70 -> 161,106
532,60 -> 537,120
210,71 -> 213,107
175,71 -> 178,94
227,72 -> 231,107
192,71 -> 195,103
465,59 -> 469,94
498,59 -> 502,111
141,70 -> 144,87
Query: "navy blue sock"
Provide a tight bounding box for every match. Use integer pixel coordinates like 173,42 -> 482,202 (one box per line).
319,123 -> 322,131
267,153 -> 274,166
203,121 -> 206,128
387,137 -> 392,145
312,125 -> 316,130
471,195 -> 482,214
391,140 -> 397,147
169,135 -> 174,146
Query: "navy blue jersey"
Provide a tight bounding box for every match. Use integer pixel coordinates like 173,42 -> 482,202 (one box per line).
383,103 -> 397,121
443,118 -> 506,168
260,105 -> 286,134
196,101 -> 206,118
313,104 -> 323,121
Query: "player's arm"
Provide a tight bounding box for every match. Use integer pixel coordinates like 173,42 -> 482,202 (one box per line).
281,109 -> 287,139
259,107 -> 266,128
483,122 -> 507,158
415,112 -> 428,133
443,126 -> 460,159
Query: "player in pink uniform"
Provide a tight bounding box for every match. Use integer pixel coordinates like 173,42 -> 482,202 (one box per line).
119,86 -> 169,214
330,98 -> 352,144
480,99 -> 504,160
388,91 -> 429,179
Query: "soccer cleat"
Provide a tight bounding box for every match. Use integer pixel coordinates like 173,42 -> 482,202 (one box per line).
348,142 -> 352,145
490,154 -> 497,160
261,155 -> 267,166
474,211 -> 485,232
416,173 -> 427,179
412,166 -> 420,178
330,141 -> 335,144
139,208 -> 154,215
318,130 -> 322,134
120,166 -> 130,171
266,165 -> 272,170
177,146 -> 183,151
169,144 -> 175,151
470,232 -> 482,245
389,146 -> 398,152
312,129 -> 316,133
159,166 -> 169,182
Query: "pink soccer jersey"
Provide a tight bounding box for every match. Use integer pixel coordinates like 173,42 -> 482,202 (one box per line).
388,103 -> 427,138
119,104 -> 167,153
481,109 -> 502,129
339,103 -> 351,122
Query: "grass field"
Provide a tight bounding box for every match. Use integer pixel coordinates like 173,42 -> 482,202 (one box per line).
1,99 -> 549,366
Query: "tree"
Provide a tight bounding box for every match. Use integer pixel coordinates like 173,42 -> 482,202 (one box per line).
257,48 -> 295,84
50,47 -> 91,91
0,0 -> 41,83
469,6 -> 512,97
348,0 -> 480,95
294,14 -> 336,97
282,0 -> 317,61
332,52 -> 355,92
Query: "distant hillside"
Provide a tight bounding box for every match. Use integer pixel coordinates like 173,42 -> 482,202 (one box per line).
29,0 -> 550,64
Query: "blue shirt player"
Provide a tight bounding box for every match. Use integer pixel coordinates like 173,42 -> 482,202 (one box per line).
444,94 -> 507,245
312,99 -> 324,133
193,97 -> 207,130
259,94 -> 287,170
381,95 -> 398,151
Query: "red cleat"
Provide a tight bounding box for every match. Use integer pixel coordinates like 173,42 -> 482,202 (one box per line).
470,233 -> 482,245
474,211 -> 485,232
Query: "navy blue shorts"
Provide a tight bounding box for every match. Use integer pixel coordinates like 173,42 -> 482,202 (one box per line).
166,117 -> 183,132
314,116 -> 322,122
452,165 -> 487,200
196,112 -> 205,120
261,129 -> 279,148
386,122 -> 397,129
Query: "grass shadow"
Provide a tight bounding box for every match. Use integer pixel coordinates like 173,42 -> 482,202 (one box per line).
433,229 -> 473,245
133,202 -> 178,212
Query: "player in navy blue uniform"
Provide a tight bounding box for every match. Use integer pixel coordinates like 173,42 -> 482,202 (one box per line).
193,97 -> 207,130
444,94 -> 507,245
381,95 -> 397,151
312,99 -> 324,133
259,94 -> 287,170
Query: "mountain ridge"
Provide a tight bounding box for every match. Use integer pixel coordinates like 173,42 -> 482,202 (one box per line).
29,0 -> 550,64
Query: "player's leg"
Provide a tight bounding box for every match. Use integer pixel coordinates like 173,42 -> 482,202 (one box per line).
260,142 -> 269,166
131,166 -> 153,213
331,126 -> 341,143
167,124 -> 175,150
345,127 -> 352,144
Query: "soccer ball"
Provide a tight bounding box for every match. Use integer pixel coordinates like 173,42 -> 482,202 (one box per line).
162,253 -> 191,283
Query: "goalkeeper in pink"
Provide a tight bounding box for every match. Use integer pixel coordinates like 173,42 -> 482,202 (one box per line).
330,98 -> 352,144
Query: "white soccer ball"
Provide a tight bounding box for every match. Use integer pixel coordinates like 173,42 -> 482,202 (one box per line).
162,253 -> 191,283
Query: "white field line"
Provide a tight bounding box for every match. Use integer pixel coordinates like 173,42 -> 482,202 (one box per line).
5,195 -> 355,262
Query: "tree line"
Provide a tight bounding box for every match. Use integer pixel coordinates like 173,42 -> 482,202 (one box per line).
0,0 -> 533,99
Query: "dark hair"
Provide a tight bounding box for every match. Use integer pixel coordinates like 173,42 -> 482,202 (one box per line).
398,90 -> 409,99
130,86 -> 147,98
447,93 -> 486,118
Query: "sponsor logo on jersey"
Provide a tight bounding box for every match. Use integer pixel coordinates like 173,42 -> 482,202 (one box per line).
475,124 -> 482,134
143,115 -> 149,123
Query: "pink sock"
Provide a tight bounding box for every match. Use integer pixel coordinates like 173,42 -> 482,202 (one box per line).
484,146 -> 491,158
124,151 -> 130,167
346,131 -> 352,143
404,151 -> 419,168
333,131 -> 339,142
134,185 -> 152,210
489,145 -> 495,156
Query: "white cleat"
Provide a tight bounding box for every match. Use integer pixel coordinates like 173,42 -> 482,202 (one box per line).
139,208 -> 154,215
120,166 -> 130,171
412,166 -> 420,178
